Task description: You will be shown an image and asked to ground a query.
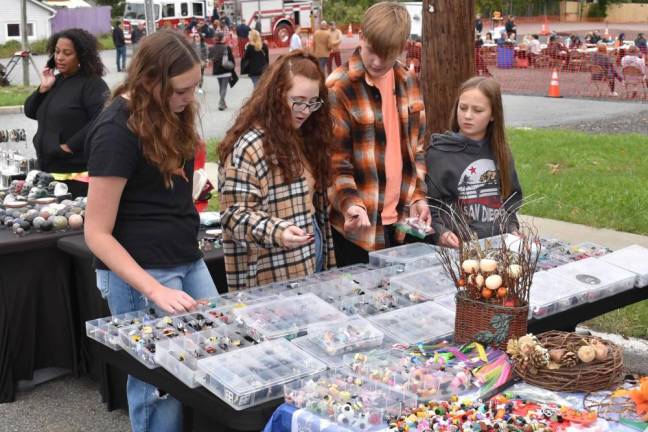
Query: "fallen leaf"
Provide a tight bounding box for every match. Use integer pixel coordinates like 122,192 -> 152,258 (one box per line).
546,163 -> 561,175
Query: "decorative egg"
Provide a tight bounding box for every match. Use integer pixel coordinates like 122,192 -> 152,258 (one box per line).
508,264 -> 523,278
480,259 -> 498,273
481,288 -> 494,299
577,345 -> 596,363
20,220 -> 31,231
68,214 -> 84,230
462,259 -> 479,274
593,342 -> 609,361
473,273 -> 485,288
485,274 -> 503,290
549,348 -> 566,363
497,287 -> 508,298
40,220 -> 53,232
40,210 -> 50,220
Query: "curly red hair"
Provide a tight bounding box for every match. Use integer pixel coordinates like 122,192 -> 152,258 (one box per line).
219,50 -> 333,190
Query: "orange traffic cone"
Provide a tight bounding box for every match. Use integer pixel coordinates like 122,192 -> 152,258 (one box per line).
540,16 -> 550,36
347,23 -> 353,37
547,68 -> 562,98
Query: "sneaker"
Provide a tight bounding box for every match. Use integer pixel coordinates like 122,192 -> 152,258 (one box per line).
609,91 -> 619,97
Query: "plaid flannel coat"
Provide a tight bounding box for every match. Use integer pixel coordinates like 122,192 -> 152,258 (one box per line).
219,128 -> 336,291
326,48 -> 427,251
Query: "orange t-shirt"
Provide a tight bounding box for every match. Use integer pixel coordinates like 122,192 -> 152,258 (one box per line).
371,69 -> 402,225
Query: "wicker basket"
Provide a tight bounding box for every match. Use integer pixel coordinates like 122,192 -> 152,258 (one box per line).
454,292 -> 528,350
513,331 -> 624,392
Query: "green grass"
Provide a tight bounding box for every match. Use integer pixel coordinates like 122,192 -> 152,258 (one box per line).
509,128 -> 648,339
206,137 -> 219,163
585,301 -> 648,339
207,193 -> 220,212
0,86 -> 35,107
508,128 -> 648,235
1,33 -> 115,58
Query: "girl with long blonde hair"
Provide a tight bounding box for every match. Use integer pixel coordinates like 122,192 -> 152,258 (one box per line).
241,29 -> 269,87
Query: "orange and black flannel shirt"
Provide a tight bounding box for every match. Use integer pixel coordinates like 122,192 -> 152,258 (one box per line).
326,48 -> 428,251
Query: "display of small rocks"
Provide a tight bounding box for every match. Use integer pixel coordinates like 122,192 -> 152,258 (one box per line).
0,197 -> 86,236
507,334 -> 610,374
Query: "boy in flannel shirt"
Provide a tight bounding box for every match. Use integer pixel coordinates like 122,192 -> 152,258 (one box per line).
327,1 -> 430,266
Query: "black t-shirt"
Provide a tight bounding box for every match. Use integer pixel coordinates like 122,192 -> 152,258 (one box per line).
86,97 -> 201,269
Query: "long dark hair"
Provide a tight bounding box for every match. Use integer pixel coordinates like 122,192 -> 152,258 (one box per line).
219,50 -> 333,190
112,30 -> 201,188
449,76 -> 514,199
47,28 -> 105,77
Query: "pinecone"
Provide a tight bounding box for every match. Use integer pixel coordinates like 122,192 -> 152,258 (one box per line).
506,339 -> 521,358
528,346 -> 549,374
560,351 -> 578,368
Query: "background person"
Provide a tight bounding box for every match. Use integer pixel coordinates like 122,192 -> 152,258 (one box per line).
327,21 -> 343,75
112,21 -> 126,72
591,43 -> 622,96
219,50 -> 336,290
241,30 -> 269,88
130,22 -> 146,55
84,30 -> 218,432
290,25 -> 302,52
312,21 -> 331,74
210,31 -> 236,110
425,77 -> 523,248
24,28 -> 109,198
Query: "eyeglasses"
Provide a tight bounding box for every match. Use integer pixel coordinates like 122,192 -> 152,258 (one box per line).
289,97 -> 323,113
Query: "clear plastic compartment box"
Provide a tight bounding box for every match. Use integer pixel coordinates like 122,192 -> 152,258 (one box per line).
388,266 -> 455,302
599,245 -> 648,288
548,257 -> 636,302
303,316 -> 384,356
528,271 -> 592,319
155,326 -> 254,388
368,301 -> 455,345
233,293 -> 347,342
86,309 -> 161,351
368,243 -> 440,271
196,338 -> 326,410
284,368 -> 416,431
118,311 -> 216,368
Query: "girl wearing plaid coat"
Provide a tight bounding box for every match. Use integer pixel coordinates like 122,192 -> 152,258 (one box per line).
218,51 -> 336,291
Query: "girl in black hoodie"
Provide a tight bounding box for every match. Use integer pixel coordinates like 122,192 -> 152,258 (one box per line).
425,76 -> 523,248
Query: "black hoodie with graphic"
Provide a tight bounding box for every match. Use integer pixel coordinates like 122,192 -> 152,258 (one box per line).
425,132 -> 523,244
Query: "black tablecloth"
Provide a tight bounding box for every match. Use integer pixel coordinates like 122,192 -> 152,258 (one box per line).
56,233 -> 227,411
95,342 -> 282,432
0,228 -> 81,402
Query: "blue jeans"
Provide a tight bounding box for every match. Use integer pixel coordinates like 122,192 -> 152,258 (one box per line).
116,45 -> 127,71
313,218 -> 324,272
96,259 -> 218,432
250,75 -> 261,88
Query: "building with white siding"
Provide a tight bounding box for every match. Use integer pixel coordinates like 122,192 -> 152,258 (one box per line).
0,0 -> 57,44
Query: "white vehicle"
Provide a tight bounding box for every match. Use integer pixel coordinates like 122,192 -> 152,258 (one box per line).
223,0 -> 320,47
403,1 -> 422,38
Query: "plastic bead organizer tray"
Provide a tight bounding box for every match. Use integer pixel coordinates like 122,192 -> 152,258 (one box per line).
547,257 -> 636,302
117,311 -> 218,369
528,271 -> 593,319
388,266 -> 456,302
302,316 -> 384,357
233,293 -> 347,342
598,244 -> 648,287
196,338 -> 326,410
86,308 -> 162,351
284,368 -> 417,431
155,325 -> 254,388
368,242 -> 440,271
368,301 -> 455,345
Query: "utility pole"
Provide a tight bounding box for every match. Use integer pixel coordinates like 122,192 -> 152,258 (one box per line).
20,0 -> 29,86
144,0 -> 155,35
421,0 -> 475,138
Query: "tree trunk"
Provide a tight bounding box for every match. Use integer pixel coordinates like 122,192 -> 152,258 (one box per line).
421,0 -> 475,139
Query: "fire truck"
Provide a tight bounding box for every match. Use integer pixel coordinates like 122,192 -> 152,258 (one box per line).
122,0 -> 216,41
222,0 -> 320,47
122,0 -> 320,47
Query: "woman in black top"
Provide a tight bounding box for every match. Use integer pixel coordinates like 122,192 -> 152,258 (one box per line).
241,29 -> 269,88
84,30 -> 218,432
24,28 -> 109,198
